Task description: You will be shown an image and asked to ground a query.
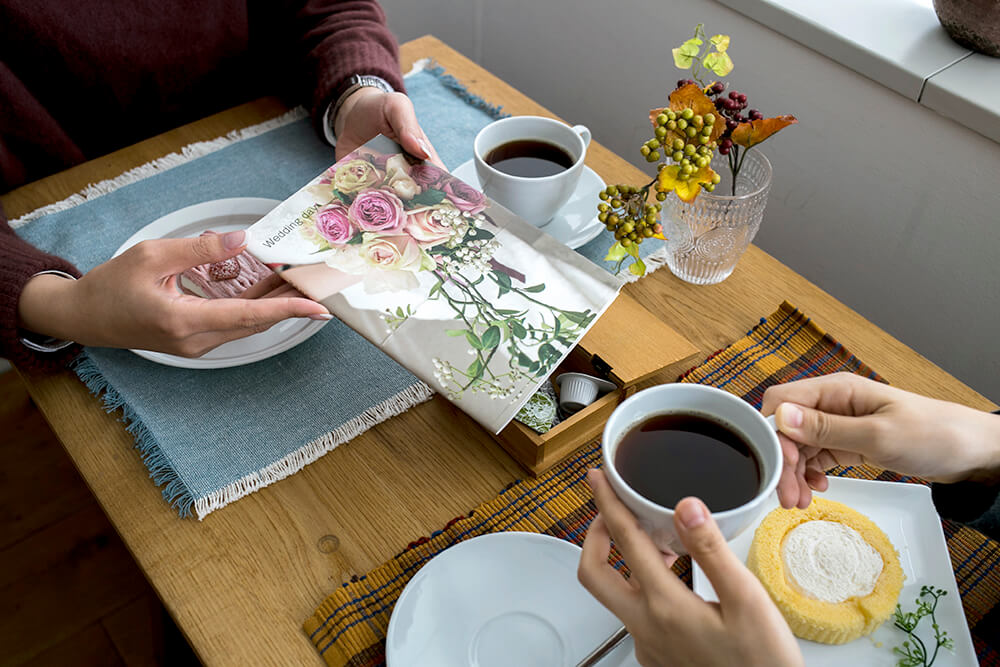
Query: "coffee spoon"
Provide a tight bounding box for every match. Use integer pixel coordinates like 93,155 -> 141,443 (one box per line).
575,625 -> 630,666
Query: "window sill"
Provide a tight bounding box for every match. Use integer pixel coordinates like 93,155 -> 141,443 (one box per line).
715,0 -> 1000,144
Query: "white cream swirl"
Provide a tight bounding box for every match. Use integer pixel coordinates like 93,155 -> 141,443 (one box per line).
782,520 -> 883,603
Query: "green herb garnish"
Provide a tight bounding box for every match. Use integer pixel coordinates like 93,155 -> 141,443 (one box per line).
892,586 -> 955,666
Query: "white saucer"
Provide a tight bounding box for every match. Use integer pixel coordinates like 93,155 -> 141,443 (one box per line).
386,532 -> 638,667
112,198 -> 328,369
451,160 -> 606,250
693,477 -> 976,666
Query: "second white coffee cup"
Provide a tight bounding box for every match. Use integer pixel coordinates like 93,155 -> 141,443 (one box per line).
473,116 -> 590,227
601,384 -> 782,555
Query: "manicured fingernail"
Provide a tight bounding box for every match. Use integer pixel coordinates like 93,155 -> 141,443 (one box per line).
677,498 -> 706,529
308,313 -> 334,320
222,230 -> 246,249
779,403 -> 803,429
418,138 -> 431,156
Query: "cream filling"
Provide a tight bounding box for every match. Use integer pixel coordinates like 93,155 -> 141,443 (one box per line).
782,520 -> 883,603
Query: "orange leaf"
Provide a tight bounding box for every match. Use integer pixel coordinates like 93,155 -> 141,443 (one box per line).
670,84 -> 725,144
731,115 -> 798,148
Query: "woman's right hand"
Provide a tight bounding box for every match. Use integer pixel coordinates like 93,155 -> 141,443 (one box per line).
761,373 -> 1000,509
17,230 -> 331,357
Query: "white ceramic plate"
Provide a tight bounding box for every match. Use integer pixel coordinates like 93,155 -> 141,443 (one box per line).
451,160 -> 606,250
693,477 -> 977,666
112,198 -> 328,369
386,532 -> 639,667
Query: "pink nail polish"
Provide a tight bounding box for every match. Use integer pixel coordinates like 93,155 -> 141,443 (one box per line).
308,313 -> 334,321
222,230 -> 246,249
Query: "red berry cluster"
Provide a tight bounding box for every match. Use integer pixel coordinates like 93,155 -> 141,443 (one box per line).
677,78 -> 765,156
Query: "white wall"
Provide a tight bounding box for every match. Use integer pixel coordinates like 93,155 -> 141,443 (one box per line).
384,0 -> 1000,401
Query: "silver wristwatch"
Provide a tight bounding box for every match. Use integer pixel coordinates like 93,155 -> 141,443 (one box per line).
328,74 -> 395,139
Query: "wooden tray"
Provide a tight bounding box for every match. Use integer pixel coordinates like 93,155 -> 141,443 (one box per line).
493,292 -> 700,475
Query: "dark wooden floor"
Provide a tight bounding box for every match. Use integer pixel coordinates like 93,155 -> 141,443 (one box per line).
0,371 -> 199,666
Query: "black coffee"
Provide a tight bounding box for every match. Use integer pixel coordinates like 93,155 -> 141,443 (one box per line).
484,140 -> 574,177
614,412 -> 760,512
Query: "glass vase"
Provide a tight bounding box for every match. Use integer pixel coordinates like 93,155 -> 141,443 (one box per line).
661,149 -> 772,285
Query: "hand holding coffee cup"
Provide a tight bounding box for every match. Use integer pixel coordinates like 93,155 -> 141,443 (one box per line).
473,116 -> 591,226
601,384 -> 782,555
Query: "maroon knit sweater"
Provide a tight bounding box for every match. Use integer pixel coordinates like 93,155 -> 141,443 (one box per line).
0,0 -> 404,371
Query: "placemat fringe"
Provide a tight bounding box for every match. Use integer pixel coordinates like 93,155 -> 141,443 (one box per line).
621,246 -> 671,283
422,61 -> 510,121
10,107 -> 309,229
73,352 -> 199,517
192,381 -> 434,519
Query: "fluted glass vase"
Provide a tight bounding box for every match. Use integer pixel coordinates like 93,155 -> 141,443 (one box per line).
662,149 -> 772,285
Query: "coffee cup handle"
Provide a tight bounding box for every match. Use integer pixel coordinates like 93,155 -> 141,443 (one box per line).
766,414 -> 777,430
572,124 -> 591,148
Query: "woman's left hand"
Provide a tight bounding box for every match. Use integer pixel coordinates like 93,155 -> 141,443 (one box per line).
333,88 -> 444,168
577,469 -> 803,667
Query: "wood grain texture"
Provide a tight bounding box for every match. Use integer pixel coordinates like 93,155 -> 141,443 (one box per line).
3,35 -> 995,666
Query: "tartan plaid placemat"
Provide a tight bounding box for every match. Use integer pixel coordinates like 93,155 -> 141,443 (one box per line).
304,301 -> 1000,666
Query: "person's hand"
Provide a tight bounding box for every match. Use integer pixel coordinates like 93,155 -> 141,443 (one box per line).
333,87 -> 444,168
17,230 -> 331,357
578,469 -> 803,667
762,372 -> 1000,509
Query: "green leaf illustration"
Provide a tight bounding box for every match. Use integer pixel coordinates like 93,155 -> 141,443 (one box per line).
495,272 -> 512,289
481,326 -> 501,350
446,329 -> 467,337
522,284 -> 545,293
347,233 -> 364,245
467,358 -> 483,378
465,331 -> 484,350
511,321 -> 527,339
408,188 -> 447,207
562,310 -> 591,325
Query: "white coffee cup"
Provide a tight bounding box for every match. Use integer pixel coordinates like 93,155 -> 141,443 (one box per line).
601,384 -> 782,555
473,115 -> 591,226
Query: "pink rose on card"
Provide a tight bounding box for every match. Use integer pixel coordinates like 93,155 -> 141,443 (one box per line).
410,164 -> 450,190
405,205 -> 455,247
443,179 -> 487,214
332,159 -> 383,193
349,189 -> 406,233
314,201 -> 355,245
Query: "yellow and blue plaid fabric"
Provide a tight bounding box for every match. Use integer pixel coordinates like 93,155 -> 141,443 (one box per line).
305,302 -> 1000,666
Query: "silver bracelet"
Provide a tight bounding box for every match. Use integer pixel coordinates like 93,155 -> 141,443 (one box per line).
328,74 -> 395,140
18,270 -> 77,353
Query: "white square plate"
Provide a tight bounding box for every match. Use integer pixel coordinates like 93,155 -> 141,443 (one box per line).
692,477 -> 977,665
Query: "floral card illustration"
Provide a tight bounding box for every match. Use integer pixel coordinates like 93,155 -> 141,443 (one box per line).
246,136 -> 622,433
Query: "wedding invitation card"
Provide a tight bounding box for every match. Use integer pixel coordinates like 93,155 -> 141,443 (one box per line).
246,136 -> 621,433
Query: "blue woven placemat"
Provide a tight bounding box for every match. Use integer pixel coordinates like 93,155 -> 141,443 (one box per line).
13,63 -> 663,518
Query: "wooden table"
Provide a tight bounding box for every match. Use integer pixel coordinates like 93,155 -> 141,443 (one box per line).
4,35 -> 995,666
